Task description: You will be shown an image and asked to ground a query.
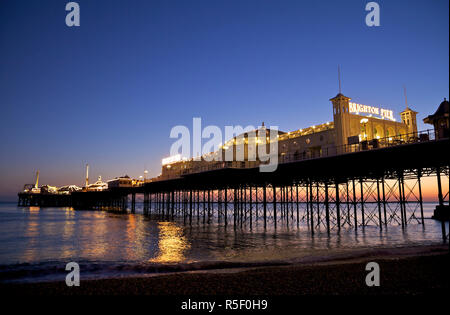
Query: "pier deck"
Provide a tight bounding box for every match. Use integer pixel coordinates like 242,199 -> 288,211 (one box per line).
17,138 -> 450,240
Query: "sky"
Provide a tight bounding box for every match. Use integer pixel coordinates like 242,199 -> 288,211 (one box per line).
0,0 -> 448,200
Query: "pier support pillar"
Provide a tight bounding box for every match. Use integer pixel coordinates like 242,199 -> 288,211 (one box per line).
325,182 -> 330,234
436,166 -> 447,242
417,169 -> 425,225
131,193 -> 136,213
263,185 -> 267,229
335,181 -> 340,230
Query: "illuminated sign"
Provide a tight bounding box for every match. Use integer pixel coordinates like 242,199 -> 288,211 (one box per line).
162,154 -> 182,165
349,102 -> 395,121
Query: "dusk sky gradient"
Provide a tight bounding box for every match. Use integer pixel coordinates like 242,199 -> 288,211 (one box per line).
0,0 -> 448,200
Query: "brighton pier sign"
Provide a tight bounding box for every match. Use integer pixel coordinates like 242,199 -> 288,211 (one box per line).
349,102 -> 395,121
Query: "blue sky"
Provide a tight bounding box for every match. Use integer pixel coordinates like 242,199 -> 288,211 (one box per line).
0,0 -> 448,199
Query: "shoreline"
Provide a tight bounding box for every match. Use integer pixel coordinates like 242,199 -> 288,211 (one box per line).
1,244 -> 448,295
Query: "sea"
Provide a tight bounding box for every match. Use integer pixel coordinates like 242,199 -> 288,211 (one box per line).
0,201 -> 448,283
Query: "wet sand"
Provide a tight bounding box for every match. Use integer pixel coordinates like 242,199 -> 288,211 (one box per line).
1,244 -> 448,295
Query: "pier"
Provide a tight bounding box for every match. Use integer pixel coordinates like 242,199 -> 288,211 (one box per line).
17,133 -> 450,241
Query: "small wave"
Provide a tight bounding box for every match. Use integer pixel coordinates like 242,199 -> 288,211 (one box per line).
0,259 -> 291,284
1,243 -> 444,284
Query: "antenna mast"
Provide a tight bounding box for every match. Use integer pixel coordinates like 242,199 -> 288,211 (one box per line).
35,170 -> 40,189
403,86 -> 408,108
85,164 -> 89,188
338,65 -> 342,94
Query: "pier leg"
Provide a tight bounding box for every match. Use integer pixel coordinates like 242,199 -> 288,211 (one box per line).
401,176 -> 408,226
144,192 -> 149,215
272,185 -> 276,228
306,183 -> 310,223
296,184 -> 299,225
346,182 -> 350,226
233,188 -> 237,226
208,189 -> 211,222
197,190 -> 200,222
249,186 -> 252,228
290,186 -> 294,220
417,169 -> 425,225
360,179 -> 365,227
316,183 -> 320,228
189,190 -> 193,225
263,185 -> 267,229
335,181 -> 340,230
376,179 -> 382,229
382,177 -> 387,226
398,175 -> 405,228
309,182 -> 314,234
325,182 -> 330,234
224,188 -> 228,226
352,179 -> 358,229
436,167 -> 447,242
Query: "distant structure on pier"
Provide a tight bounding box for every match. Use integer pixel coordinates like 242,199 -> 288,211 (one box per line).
22,171 -> 42,194
85,176 -> 108,191
107,175 -> 143,188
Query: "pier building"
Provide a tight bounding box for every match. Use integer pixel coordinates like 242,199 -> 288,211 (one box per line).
424,98 -> 449,139
159,93 -> 418,180
107,175 -> 134,188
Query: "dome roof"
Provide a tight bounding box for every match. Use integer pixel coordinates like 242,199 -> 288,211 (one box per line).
423,98 -> 449,124
433,98 -> 449,116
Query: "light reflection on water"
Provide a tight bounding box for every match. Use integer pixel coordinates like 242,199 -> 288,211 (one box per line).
149,222 -> 190,263
0,203 -> 447,269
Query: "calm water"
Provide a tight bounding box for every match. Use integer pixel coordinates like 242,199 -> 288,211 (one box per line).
0,202 -> 447,283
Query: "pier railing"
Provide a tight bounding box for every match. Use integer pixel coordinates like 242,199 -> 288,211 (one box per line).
179,129 -> 439,175
280,128 -> 437,164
